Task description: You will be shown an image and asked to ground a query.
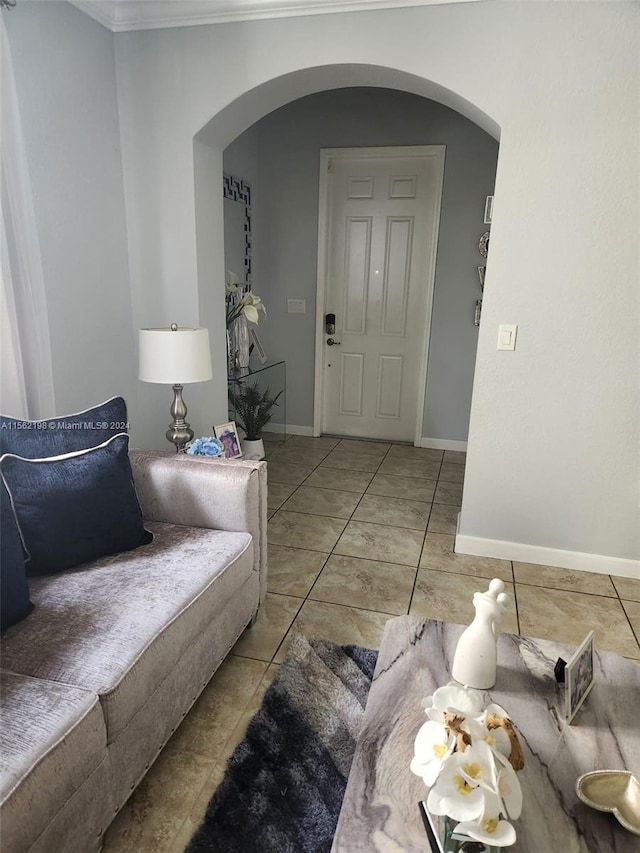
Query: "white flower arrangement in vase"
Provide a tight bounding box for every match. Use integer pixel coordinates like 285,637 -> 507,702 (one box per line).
225,271 -> 267,371
411,682 -> 525,849
225,271 -> 266,326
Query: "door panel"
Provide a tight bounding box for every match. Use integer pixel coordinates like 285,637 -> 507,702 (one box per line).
320,148 -> 444,442
381,217 -> 412,336
376,355 -> 403,419
339,353 -> 364,416
344,218 -> 371,334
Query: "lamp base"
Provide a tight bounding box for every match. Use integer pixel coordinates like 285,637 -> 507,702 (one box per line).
166,384 -> 194,453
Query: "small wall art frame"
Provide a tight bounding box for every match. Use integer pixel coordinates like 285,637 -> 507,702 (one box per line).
477,265 -> 486,290
484,195 -> 494,224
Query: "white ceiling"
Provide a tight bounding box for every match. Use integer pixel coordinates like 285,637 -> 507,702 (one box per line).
69,0 -> 483,32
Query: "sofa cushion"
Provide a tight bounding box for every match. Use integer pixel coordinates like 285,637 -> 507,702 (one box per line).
0,396 -> 128,458
0,522 -> 254,742
0,485 -> 33,631
0,670 -> 108,852
0,397 -> 129,606
0,434 -> 152,576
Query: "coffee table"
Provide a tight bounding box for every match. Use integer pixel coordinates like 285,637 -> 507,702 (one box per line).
332,617 -> 640,852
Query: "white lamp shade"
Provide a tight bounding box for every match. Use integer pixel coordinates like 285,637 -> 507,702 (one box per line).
139,326 -> 213,384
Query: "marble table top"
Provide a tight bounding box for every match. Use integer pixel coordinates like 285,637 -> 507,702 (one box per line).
333,617 -> 640,853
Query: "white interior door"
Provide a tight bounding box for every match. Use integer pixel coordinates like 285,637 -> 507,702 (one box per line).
317,147 -> 445,442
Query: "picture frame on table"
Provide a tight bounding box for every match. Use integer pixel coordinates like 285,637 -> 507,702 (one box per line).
566,630 -> 595,724
249,326 -> 267,364
213,421 -> 243,459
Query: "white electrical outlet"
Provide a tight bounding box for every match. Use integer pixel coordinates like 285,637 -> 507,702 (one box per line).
497,324 -> 517,351
287,299 -> 306,314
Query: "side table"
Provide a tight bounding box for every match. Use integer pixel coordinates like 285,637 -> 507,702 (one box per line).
333,617 -> 640,853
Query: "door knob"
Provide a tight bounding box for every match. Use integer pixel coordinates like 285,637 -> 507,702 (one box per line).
326,338 -> 341,346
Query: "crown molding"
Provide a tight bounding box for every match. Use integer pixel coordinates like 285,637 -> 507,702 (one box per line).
69,0 -> 482,33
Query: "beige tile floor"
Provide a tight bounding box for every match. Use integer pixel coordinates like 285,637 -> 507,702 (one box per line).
103,435 -> 640,852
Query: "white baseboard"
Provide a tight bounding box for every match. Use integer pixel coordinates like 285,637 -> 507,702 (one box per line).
265,423 -> 314,437
287,424 -> 314,436
454,534 -> 640,580
266,429 -> 469,446
420,437 -> 468,452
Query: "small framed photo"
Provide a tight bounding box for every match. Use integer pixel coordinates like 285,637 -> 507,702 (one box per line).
566,630 -> 595,724
477,265 -> 486,290
213,421 -> 243,459
484,194 -> 494,224
249,326 -> 267,364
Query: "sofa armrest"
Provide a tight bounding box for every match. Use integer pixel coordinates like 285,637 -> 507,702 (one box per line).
129,449 -> 268,605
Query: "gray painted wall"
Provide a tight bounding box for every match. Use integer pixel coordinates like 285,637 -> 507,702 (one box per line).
224,87 -> 498,440
5,1 -> 135,419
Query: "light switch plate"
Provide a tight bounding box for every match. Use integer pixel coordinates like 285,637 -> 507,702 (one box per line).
287,299 -> 306,314
497,324 -> 517,351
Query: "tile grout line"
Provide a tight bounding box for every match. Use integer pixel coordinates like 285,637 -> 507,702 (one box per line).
606,573 -> 640,655
271,439 -> 455,650
268,439 -> 405,657
269,437 -> 392,662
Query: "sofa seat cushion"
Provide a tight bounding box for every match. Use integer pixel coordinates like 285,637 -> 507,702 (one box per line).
0,670 -> 108,850
0,523 -> 254,743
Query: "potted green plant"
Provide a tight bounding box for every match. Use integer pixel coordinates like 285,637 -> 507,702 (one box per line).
228,381 -> 282,459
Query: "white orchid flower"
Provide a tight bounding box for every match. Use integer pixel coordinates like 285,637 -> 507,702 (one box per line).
249,293 -> 266,314
456,792 -> 517,848
484,702 -> 509,719
226,284 -> 267,327
225,270 -> 239,295
455,815 -> 517,847
241,294 -> 266,324
491,750 -> 523,820
410,720 -> 455,786
425,683 -> 484,724
462,715 -> 512,760
242,302 -> 260,324
426,741 -> 495,822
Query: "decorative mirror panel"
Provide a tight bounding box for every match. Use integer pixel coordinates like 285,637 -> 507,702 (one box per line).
223,174 -> 252,285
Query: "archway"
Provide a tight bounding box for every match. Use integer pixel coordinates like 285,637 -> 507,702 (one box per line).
196,64 -> 500,150
193,64 -> 500,443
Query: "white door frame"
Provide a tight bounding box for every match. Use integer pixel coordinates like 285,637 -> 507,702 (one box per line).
313,145 -> 445,444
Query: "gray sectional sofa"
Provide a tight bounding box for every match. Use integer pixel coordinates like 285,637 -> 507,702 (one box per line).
0,449 -> 267,853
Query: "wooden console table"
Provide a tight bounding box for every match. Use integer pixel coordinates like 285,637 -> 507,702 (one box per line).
333,617 -> 640,853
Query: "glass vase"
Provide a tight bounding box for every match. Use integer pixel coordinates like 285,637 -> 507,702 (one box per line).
230,315 -> 251,371
226,329 -> 234,376
443,817 -> 505,853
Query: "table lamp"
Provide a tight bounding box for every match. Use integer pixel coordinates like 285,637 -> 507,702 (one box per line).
139,324 -> 213,452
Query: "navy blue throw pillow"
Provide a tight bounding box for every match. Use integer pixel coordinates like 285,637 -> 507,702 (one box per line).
0,434 -> 152,577
1,484 -> 34,632
0,396 -> 128,459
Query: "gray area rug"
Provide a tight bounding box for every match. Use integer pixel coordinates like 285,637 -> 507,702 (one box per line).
186,635 -> 378,852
